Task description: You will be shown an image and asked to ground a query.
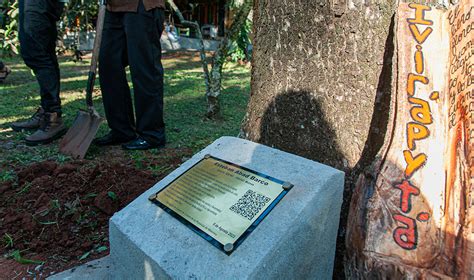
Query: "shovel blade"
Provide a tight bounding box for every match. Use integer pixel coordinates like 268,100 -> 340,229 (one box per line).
59,110 -> 103,159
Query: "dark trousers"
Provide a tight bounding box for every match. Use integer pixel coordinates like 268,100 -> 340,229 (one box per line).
99,2 -> 165,145
19,0 -> 63,114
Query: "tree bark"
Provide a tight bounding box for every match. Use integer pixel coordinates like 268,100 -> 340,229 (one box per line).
242,5 -> 397,277
242,0 -> 468,278
243,0 -> 396,170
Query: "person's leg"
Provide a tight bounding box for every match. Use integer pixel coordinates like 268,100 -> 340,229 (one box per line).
97,10 -> 136,143
123,1 -> 165,147
19,0 -> 63,114
13,0 -> 65,141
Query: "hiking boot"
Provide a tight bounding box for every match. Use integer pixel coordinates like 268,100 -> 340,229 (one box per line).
11,107 -> 45,132
25,112 -> 67,146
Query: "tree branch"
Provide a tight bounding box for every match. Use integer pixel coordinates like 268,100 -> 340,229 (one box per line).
166,0 -> 211,92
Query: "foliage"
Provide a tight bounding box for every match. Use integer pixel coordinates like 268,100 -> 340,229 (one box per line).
3,233 -> 13,248
0,0 -> 19,56
166,0 -> 252,117
228,17 -> 252,62
9,250 -> 44,265
0,0 -> 99,56
64,0 -> 99,31
107,191 -> 118,201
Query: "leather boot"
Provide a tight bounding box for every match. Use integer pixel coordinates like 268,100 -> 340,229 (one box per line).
25,112 -> 67,146
11,107 -> 45,132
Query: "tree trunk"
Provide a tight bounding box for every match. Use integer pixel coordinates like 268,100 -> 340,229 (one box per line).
205,0 -> 252,118
345,1 -> 473,278
241,0 -> 454,278
242,1 -> 396,276
243,0 -> 397,169
167,0 -> 252,119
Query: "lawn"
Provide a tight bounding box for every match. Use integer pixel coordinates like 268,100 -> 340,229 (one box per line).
0,51 -> 250,278
0,52 -> 250,174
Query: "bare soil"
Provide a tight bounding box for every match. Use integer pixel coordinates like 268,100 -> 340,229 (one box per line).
0,147 -> 192,279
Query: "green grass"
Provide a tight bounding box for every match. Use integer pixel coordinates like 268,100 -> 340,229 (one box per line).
0,52 -> 250,174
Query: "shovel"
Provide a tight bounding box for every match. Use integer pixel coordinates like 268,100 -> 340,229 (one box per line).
59,1 -> 107,159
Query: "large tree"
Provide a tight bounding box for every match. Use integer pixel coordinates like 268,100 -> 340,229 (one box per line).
242,1 -> 396,275
241,0 -> 454,278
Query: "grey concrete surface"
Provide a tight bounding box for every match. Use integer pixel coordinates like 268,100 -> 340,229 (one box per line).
47,256 -> 111,280
110,136 -> 345,280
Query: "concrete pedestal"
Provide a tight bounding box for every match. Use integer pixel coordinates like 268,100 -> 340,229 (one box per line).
109,137 -> 344,279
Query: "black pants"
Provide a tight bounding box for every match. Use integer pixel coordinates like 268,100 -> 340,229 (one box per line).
19,0 -> 63,114
99,2 -> 165,145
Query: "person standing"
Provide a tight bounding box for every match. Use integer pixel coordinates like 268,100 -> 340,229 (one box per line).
93,0 -> 166,150
11,0 -> 68,145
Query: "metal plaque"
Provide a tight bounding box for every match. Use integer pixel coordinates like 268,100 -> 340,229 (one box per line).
149,155 -> 292,254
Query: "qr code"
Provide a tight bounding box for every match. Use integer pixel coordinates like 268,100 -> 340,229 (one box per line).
230,190 -> 271,220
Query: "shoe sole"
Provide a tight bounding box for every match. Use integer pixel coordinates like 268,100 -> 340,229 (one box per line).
122,143 -> 165,151
25,128 -> 68,146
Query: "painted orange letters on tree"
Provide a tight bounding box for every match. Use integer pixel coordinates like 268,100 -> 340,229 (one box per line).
407,3 -> 433,25
403,150 -> 427,178
408,97 -> 433,124
408,24 -> 434,44
407,122 -> 429,150
407,73 -> 429,96
346,0 -> 473,278
414,45 -> 424,74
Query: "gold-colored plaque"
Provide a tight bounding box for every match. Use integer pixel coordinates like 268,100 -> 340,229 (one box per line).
149,155 -> 292,254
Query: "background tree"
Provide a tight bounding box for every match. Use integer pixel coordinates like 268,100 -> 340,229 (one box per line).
167,0 -> 252,118
227,1 -> 252,63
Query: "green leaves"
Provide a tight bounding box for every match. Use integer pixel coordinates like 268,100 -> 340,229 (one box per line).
1,0 -> 19,56
3,233 -> 13,248
78,250 -> 91,261
0,0 -> 100,56
107,191 -> 118,201
96,246 -> 107,253
78,245 -> 108,261
65,0 -> 99,31
9,250 -> 44,265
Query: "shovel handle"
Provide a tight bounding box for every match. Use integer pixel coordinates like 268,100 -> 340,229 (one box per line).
86,1 -> 107,107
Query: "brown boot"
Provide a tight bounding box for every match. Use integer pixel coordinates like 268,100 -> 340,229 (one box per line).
25,112 -> 67,146
11,107 -> 45,132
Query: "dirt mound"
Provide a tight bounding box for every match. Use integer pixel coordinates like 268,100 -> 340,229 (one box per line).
0,147 -> 192,279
